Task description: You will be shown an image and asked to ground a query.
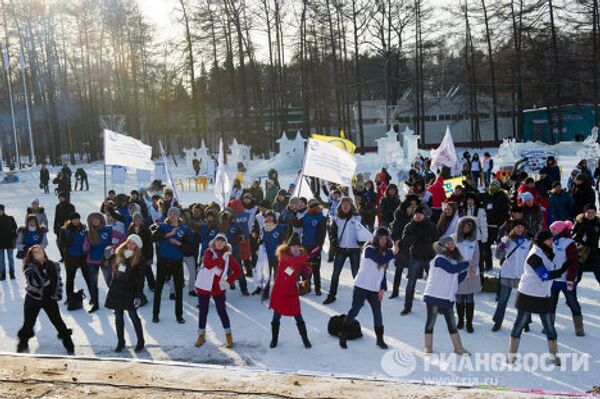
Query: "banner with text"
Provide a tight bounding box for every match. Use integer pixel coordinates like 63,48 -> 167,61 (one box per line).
302,139 -> 357,186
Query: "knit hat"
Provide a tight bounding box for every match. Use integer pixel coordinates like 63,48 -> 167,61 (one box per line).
70,212 -> 81,220
584,203 -> 597,212
31,198 -> 39,206
287,232 -> 301,246
167,207 -> 181,217
519,192 -> 534,202
414,205 -> 426,215
549,220 -> 573,234
535,230 -> 553,246
213,233 -> 228,243
127,234 -> 143,249
308,199 -> 320,208
289,197 -> 300,207
511,218 -> 526,229
133,212 -> 144,223
438,235 -> 455,248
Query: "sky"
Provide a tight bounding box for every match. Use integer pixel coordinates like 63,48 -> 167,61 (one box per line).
137,0 -> 180,43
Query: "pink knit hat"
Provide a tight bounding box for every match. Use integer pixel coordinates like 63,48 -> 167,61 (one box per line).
549,220 -> 573,233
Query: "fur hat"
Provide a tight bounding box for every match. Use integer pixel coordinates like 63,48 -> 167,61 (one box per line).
127,234 -> 143,249
438,235 -> 455,248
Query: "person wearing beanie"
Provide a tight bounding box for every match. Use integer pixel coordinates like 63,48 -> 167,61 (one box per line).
290,198 -> 327,296
194,234 -> 242,349
272,189 -> 289,214
255,210 -> 287,299
58,212 -> 92,305
573,204 -> 600,286
105,235 -> 146,353
508,231 -> 569,366
130,190 -> 149,221
549,221 -> 584,336
491,219 -> 532,332
378,184 -> 400,229
339,228 -> 396,350
268,233 -> 319,349
150,204 -> 192,324
265,169 -> 281,204
128,211 -> 155,304
324,197 -> 362,304
480,179 -> 509,272
400,204 -> 439,315
519,191 -> 543,239
422,235 -> 470,355
27,198 -> 49,229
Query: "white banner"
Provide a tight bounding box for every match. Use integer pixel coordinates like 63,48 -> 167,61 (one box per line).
302,138 -> 356,186
430,126 -> 459,173
159,141 -> 180,203
214,138 -> 230,207
111,166 -> 127,185
104,129 -> 155,170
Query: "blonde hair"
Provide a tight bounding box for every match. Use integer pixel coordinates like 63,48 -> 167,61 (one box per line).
113,240 -> 141,272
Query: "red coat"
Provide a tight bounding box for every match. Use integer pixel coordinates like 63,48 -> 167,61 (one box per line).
269,253 -> 311,316
195,248 -> 242,296
427,176 -> 446,208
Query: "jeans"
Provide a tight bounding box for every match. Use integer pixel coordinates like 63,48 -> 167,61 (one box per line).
484,171 -> 492,187
404,257 -> 429,311
471,171 -> 480,189
75,177 -> 89,191
456,293 -> 474,304
493,283 -> 513,325
511,310 -> 557,340
64,254 -> 91,299
41,183 -> 49,194
550,287 -> 582,316
114,307 -> 144,344
18,295 -> 69,341
88,262 -> 113,306
425,303 -> 457,334
328,248 -> 361,297
0,248 -> 15,275
153,259 -> 184,318
197,293 -> 230,333
344,286 -> 383,328
272,312 -> 304,324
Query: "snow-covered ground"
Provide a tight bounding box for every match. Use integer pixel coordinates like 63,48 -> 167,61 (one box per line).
0,148 -> 598,395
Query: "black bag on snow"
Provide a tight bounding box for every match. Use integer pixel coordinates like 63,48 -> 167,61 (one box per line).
328,314 -> 362,340
67,289 -> 85,311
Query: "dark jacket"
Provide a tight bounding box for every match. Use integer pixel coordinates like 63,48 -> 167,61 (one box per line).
0,213 -> 18,249
571,184 -> 596,218
481,190 -> 509,228
379,184 -> 401,228
53,175 -> 71,193
548,189 -> 573,224
573,213 -> 600,254
128,223 -> 154,262
54,202 -> 76,234
402,218 -> 439,260
105,255 -> 145,310
40,168 -> 50,184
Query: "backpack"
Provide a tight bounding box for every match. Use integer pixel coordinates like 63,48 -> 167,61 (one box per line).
67,289 -> 85,311
328,314 -> 362,340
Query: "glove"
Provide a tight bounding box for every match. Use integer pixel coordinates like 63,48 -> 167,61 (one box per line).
133,298 -> 141,308
308,246 -> 321,259
16,250 -> 26,260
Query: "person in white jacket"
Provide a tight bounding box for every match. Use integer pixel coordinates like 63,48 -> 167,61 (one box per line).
453,217 -> 481,334
462,192 -> 488,277
339,228 -> 397,350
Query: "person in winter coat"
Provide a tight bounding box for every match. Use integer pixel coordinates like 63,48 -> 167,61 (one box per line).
256,210 -> 287,299
401,205 -> 439,315
130,190 -> 149,221
482,152 -> 494,187
0,204 -> 18,280
291,199 -> 326,295
16,245 -> 74,354
480,180 -> 509,271
128,213 -> 155,305
40,165 -> 50,194
200,208 -> 220,259
545,156 -> 561,185
378,184 -> 400,228
358,181 -> 378,231
149,195 -> 163,224
492,220 -> 532,332
159,189 -> 180,220
462,192 -> 489,278
389,195 -> 420,298
437,202 -> 460,237
453,217 -> 481,333
549,221 -> 584,337
269,233 -> 318,349
26,198 -> 48,228
570,174 -> 596,218
519,192 -> 542,238
194,234 -> 242,349
230,178 -> 243,200
470,153 -> 482,189
52,172 -> 71,201
105,235 -> 146,353
548,182 -> 573,224
150,207 -> 192,324
265,169 -> 281,204
508,231 -> 569,366
572,204 -> 600,286
422,235 -> 470,355
245,180 -> 264,204
83,212 -> 126,313
58,212 -> 91,304
54,192 -> 75,260
16,215 -> 48,260
272,189 -> 289,214
219,208 -> 249,295
324,197 -> 363,304
339,228 -> 396,349
74,168 -> 89,191
427,176 -> 446,215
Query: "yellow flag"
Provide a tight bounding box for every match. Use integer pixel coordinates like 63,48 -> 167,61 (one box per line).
339,129 -> 345,139
312,133 -> 356,154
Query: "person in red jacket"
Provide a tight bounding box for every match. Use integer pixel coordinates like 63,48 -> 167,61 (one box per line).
194,233 -> 242,349
269,233 -> 319,349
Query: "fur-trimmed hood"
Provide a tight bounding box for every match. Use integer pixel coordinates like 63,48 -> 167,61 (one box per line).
576,213 -> 600,224
87,212 -> 107,229
455,216 -> 477,242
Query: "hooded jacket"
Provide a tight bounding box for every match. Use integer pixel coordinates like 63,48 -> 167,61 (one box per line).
423,242 -> 469,307
378,184 -> 401,228
84,212 -> 126,264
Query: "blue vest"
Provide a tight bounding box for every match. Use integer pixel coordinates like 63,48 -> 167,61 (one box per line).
262,224 -> 286,261
157,223 -> 188,261
23,229 -> 46,249
66,227 -> 86,256
302,212 -> 325,246
87,226 -> 113,261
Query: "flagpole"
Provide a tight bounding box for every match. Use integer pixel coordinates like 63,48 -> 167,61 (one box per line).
103,130 -> 107,197
3,45 -> 20,169
296,138 -> 310,195
19,54 -> 34,165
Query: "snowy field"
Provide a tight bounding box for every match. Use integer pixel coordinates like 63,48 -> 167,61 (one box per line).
0,149 -> 599,395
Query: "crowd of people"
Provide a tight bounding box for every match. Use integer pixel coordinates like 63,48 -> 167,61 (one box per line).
1,154 -> 598,365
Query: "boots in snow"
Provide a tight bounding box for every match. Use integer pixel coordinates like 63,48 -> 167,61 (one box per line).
573,315 -> 585,337
270,322 -> 280,348
507,336 -> 520,364
375,326 -> 388,349
59,329 -> 75,355
115,340 -> 125,353
338,325 -> 349,349
465,303 -> 474,333
456,303 -> 465,330
323,295 -> 336,305
195,333 -> 206,348
297,322 -> 312,348
225,332 -> 234,348
450,333 -> 469,356
548,339 -> 561,366
424,333 -> 433,354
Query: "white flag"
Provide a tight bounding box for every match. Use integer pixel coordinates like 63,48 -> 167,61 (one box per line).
159,141 -> 180,203
104,129 -> 155,170
302,138 -> 356,186
430,126 -> 459,172
214,138 -> 230,207
291,173 -> 314,200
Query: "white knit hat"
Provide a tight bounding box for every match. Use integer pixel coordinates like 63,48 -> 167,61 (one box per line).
127,234 -> 143,249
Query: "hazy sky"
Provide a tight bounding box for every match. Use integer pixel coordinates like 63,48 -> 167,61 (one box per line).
137,0 -> 180,42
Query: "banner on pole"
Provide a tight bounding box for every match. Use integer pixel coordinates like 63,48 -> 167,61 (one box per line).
214,138 -> 230,207
312,133 -> 356,154
430,126 -> 459,174
104,129 -> 154,170
302,138 -> 357,186
443,176 -> 464,197
111,166 -> 127,185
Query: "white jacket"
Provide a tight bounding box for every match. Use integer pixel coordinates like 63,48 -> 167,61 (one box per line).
463,205 -> 488,243
518,245 -> 557,298
333,215 -> 362,249
552,237 -> 574,283
424,254 -> 466,302
353,245 -> 392,292
497,236 -> 532,280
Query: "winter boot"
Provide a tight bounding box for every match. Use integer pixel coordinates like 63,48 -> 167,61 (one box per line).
225,332 -> 234,348
297,322 -> 312,348
465,303 -> 475,333
323,295 -> 336,305
59,329 -> 75,355
374,326 -> 388,349
456,303 -> 465,330
548,339 -> 561,366
338,325 -> 349,349
507,336 -> 520,364
270,322 -> 280,348
573,315 -> 585,337
491,322 -> 502,332
424,333 -> 433,354
115,340 -> 125,353
195,333 -> 206,348
133,318 -> 144,352
450,333 -> 470,356
134,340 -> 145,353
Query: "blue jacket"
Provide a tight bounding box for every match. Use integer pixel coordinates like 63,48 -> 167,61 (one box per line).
549,190 -> 573,224
262,224 -> 287,261
200,224 -> 219,258
301,211 -> 327,246
235,211 -> 251,237
86,226 -> 114,262
64,227 -> 87,256
20,228 -> 47,250
224,223 -> 243,258
155,223 -> 190,261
